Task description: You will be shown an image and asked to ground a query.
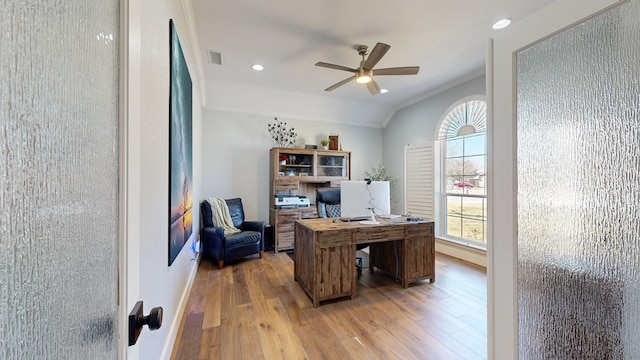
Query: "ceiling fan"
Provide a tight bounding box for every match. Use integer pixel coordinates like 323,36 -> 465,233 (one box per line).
315,42 -> 420,95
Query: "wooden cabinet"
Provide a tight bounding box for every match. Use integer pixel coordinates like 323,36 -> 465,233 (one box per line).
271,147 -> 350,178
269,207 -> 317,252
269,147 -> 351,252
269,147 -> 351,207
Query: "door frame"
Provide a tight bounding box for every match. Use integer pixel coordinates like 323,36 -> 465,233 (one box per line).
119,0 -> 142,358
487,0 -> 626,358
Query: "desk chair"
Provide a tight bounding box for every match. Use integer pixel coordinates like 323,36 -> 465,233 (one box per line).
316,187 -> 366,277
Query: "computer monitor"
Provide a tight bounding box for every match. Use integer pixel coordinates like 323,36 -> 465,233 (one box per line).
340,180 -> 391,218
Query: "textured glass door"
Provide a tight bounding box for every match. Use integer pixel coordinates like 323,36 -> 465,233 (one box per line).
1,1 -> 119,359
490,0 -> 628,358
516,1 -> 640,357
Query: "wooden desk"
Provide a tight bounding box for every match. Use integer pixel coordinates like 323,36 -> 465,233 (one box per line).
294,218 -> 435,307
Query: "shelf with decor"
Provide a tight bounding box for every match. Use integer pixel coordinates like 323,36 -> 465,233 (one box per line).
269,147 -> 351,252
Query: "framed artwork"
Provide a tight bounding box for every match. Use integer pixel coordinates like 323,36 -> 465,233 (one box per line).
168,19 -> 193,266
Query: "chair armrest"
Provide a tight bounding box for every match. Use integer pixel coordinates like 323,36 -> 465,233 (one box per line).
240,221 -> 265,252
201,226 -> 225,261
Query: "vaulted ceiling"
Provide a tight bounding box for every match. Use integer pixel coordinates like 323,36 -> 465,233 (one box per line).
188,0 -> 552,127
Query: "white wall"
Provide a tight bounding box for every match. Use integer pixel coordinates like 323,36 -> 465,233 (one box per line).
127,0 -> 202,359
199,109 -> 384,222
382,76 -> 486,266
383,76 -> 486,214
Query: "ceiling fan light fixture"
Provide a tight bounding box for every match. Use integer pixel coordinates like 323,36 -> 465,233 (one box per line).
315,42 -> 419,94
356,75 -> 371,84
356,69 -> 372,84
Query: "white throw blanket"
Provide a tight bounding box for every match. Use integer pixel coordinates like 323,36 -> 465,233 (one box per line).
208,198 -> 241,236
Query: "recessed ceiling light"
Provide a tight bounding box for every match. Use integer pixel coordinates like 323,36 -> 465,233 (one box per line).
252,64 -> 264,71
492,18 -> 511,30
380,89 -> 388,94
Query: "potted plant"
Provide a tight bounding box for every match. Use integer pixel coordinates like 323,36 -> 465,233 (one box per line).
365,163 -> 398,188
320,139 -> 329,150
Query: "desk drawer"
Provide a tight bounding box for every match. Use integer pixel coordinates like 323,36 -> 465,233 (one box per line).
276,212 -> 298,227
406,223 -> 433,237
278,233 -> 294,249
275,179 -> 299,192
317,231 -> 352,247
355,227 -> 404,243
276,216 -> 296,234
274,211 -> 299,252
299,207 -> 318,219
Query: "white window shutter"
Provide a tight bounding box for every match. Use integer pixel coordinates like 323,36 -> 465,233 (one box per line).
405,141 -> 434,220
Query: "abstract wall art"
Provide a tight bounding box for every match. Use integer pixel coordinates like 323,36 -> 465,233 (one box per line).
168,19 -> 193,266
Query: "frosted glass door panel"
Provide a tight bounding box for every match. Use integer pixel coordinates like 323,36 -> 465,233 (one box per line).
0,1 -> 119,359
517,0 -> 640,358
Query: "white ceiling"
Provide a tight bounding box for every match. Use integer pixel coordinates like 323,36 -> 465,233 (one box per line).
188,0 -> 552,127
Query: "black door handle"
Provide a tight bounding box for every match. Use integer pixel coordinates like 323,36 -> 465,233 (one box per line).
128,301 -> 163,346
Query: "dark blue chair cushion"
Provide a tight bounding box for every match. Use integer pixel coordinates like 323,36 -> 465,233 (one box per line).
225,230 -> 261,248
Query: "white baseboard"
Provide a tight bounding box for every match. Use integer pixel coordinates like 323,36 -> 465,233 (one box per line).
159,254 -> 201,360
435,238 -> 486,268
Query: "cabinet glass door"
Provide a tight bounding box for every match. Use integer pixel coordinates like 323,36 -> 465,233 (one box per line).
277,150 -> 314,177
317,153 -> 348,177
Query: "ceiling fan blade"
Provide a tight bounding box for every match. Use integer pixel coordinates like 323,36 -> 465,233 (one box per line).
325,75 -> 356,91
366,78 -> 381,95
363,42 -> 390,71
373,66 -> 420,76
315,62 -> 357,73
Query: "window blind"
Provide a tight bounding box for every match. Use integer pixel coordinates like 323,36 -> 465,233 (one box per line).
405,141 -> 434,220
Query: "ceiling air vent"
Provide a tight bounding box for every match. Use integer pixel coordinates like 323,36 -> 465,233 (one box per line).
208,50 -> 223,65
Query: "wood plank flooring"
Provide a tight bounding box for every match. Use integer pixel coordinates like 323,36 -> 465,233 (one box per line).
171,251 -> 487,360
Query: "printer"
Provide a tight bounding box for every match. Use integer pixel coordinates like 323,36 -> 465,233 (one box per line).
297,195 -> 311,207
275,194 -> 311,209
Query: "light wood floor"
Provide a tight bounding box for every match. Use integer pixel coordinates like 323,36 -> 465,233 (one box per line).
171,251 -> 487,360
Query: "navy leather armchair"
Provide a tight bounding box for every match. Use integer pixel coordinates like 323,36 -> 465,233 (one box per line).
200,198 -> 265,269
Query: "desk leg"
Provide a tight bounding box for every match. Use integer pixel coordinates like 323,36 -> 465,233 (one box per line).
313,247 -> 319,308
402,239 -> 409,288
309,243 -> 355,306
351,244 -> 357,300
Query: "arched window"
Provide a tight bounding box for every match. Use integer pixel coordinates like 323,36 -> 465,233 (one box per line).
437,98 -> 487,247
